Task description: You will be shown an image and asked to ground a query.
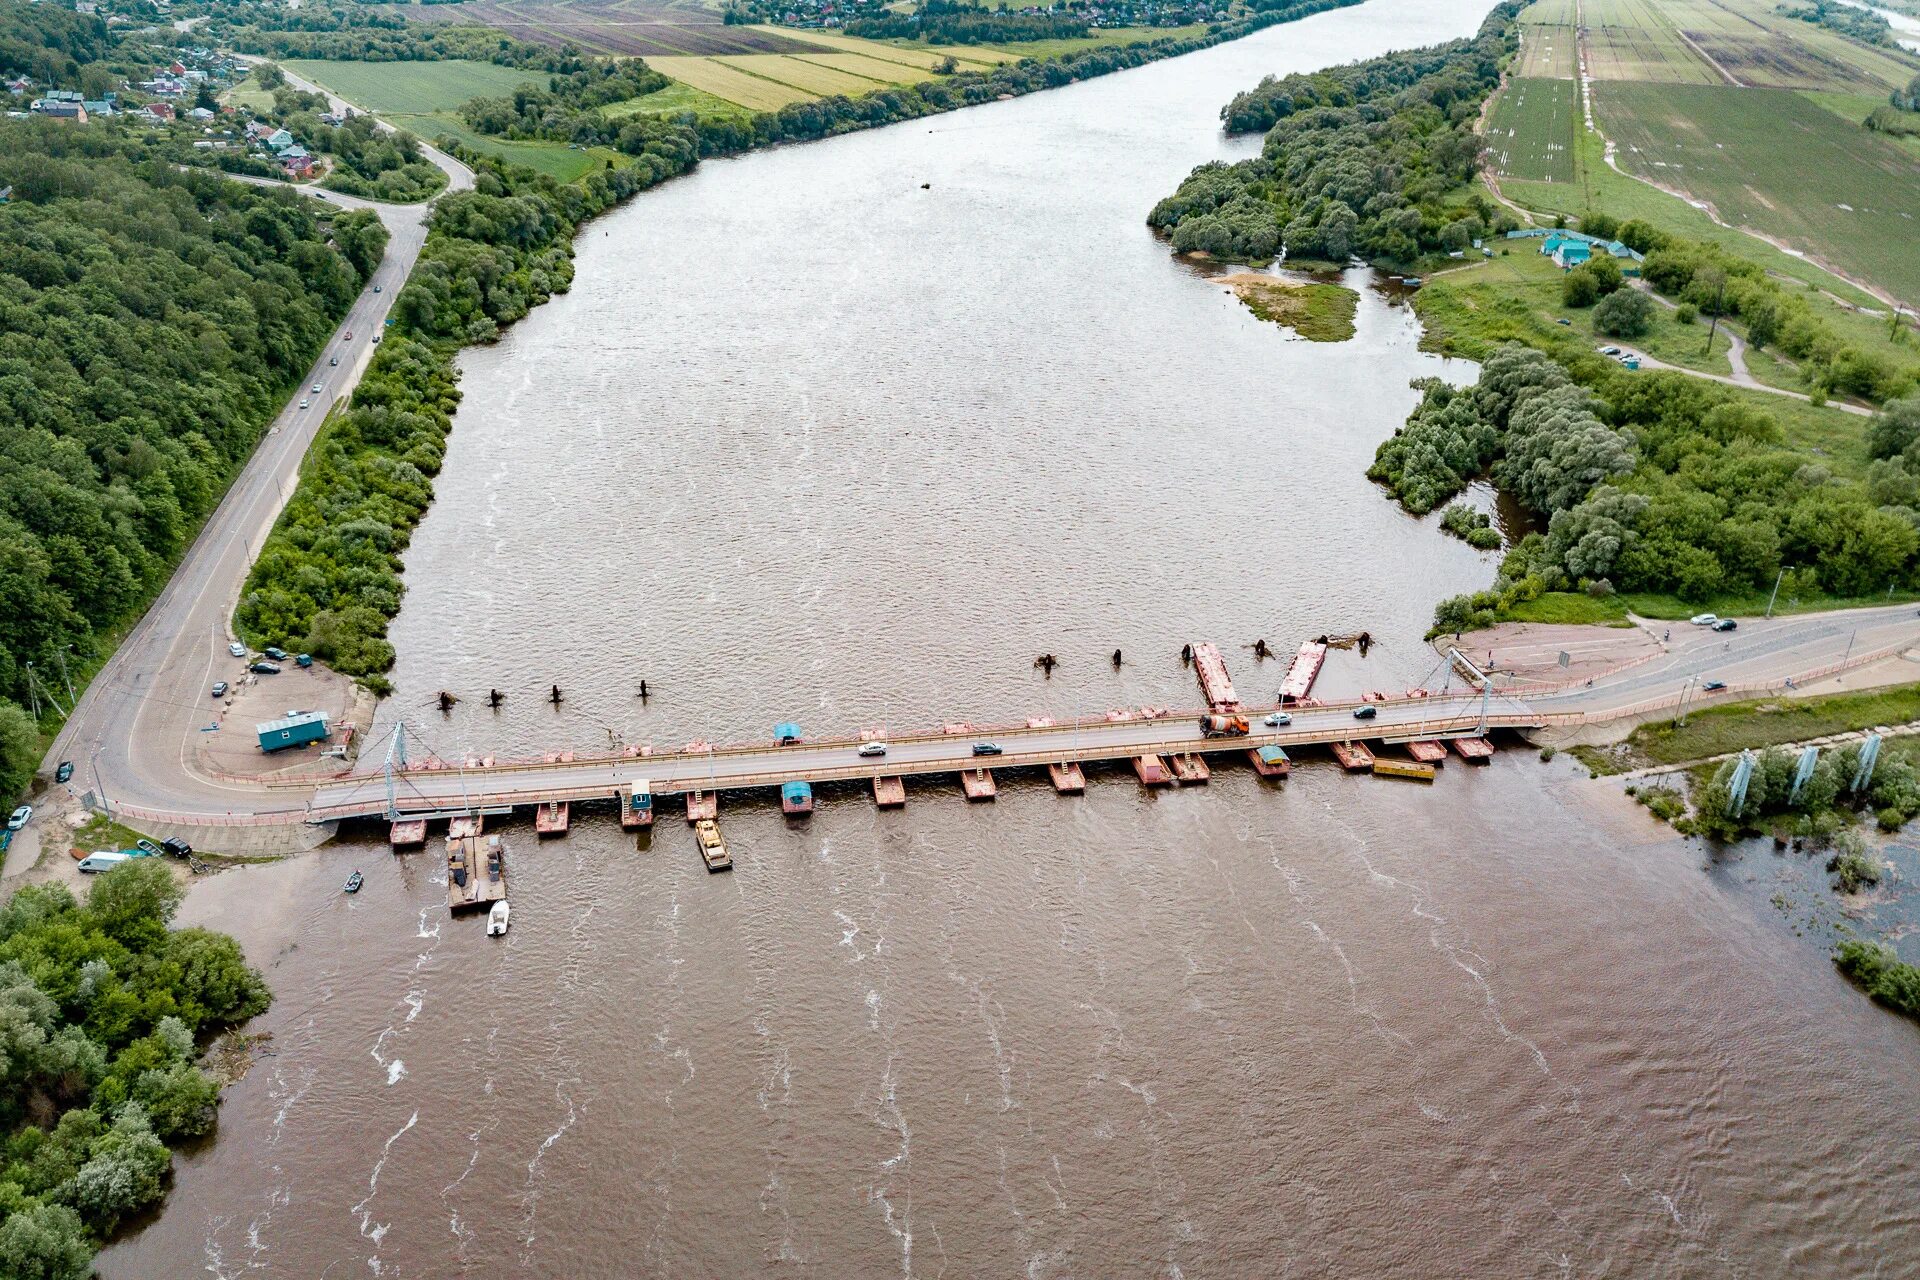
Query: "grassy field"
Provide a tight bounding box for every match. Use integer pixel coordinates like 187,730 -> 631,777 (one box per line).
388,110 -> 621,181
1485,77 -> 1578,181
711,52 -> 915,96
281,58 -> 545,115
1574,683 -> 1920,774
1228,279 -> 1358,342
600,80 -> 756,122
1517,0 -> 1579,22
643,56 -> 815,110
1597,81 -> 1920,304
1515,23 -> 1577,78
1583,0 -> 1722,83
751,25 -> 1013,69
1662,0 -> 1920,92
967,23 -> 1210,59
1503,591 -> 1633,625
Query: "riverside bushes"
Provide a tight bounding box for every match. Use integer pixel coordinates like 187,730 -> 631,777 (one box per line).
1834,940 -> 1920,1020
0,864 -> 270,1278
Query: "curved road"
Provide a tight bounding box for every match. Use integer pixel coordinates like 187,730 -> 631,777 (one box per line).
40,100 -> 472,820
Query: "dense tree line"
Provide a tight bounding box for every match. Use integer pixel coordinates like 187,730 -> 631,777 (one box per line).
1147,2 -> 1519,264
0,0 -> 109,84
458,61 -> 675,141
0,118 -> 379,800
226,18 -> 587,71
0,863 -> 271,1279
254,82 -> 447,201
1776,0 -> 1899,47
236,151 -> 685,680
1836,940 -> 1920,1021
846,4 -> 1095,43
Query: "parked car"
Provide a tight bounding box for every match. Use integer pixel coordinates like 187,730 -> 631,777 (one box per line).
250,661 -> 282,675
858,742 -> 888,758
78,852 -> 132,873
263,646 -> 288,660
1712,619 -> 1737,632
54,761 -> 73,784
1689,613 -> 1718,626
7,805 -> 31,831
162,837 -> 193,859
295,653 -> 313,668
1353,705 -> 1378,720
212,681 -> 229,697
972,743 -> 1003,756
228,641 -> 248,658
372,334 -> 382,344
1263,711 -> 1292,727
1599,345 -> 1622,356
1703,680 -> 1727,692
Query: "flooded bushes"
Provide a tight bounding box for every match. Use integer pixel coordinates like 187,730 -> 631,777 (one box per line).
1834,940 -> 1920,1019
1439,503 -> 1501,549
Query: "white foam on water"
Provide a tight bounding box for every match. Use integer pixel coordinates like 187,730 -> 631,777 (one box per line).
386,1060 -> 407,1085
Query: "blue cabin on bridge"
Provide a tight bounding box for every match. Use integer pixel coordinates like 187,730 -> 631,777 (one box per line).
256,710 -> 329,753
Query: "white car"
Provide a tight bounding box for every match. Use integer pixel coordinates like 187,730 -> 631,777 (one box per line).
299,398 -> 310,409
7,805 -> 30,831
1689,613 -> 1718,626
1263,711 -> 1292,727
228,641 -> 247,657
858,742 -> 888,758
311,383 -> 321,394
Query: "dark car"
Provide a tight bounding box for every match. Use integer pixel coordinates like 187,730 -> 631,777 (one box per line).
212,681 -> 229,697
1353,705 -> 1379,720
162,836 -> 193,859
1703,680 -> 1727,692
972,743 -> 1003,756
250,661 -> 281,675
263,646 -> 289,660
54,761 -> 73,784
1712,619 -> 1737,632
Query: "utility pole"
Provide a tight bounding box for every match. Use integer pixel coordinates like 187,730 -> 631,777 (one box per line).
23,663 -> 38,718
90,744 -> 111,813
56,645 -> 75,705
1677,675 -> 1697,726
1765,568 -> 1783,618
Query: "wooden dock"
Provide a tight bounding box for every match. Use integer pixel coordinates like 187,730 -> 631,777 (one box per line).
958,768 -> 996,800
1329,741 -> 1375,771
388,819 -> 427,850
535,801 -> 570,837
872,775 -> 906,808
685,791 -> 716,822
1133,754 -> 1172,786
1048,761 -> 1086,793
1168,753 -> 1210,785
1248,745 -> 1291,778
447,831 -> 507,914
1373,759 -> 1437,782
1406,740 -> 1448,764
1450,737 -> 1495,762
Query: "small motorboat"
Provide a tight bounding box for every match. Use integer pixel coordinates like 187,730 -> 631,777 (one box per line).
343,870 -> 364,893
487,900 -> 511,936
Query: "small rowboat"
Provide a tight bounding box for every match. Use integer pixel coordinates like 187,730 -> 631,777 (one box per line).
343,870 -> 364,893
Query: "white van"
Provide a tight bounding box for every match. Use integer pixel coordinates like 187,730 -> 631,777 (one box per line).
77,852 -> 133,874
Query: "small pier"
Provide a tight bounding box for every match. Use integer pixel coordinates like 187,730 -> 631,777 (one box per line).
447,831 -> 507,914
1450,737 -> 1495,762
1248,745 -> 1291,777
1049,761 -> 1086,793
1133,754 -> 1172,786
685,791 -> 716,822
1169,752 -> 1210,785
1279,642 -> 1328,704
1329,741 -> 1375,771
1373,759 -> 1437,783
618,782 -> 654,829
959,768 -> 997,800
1191,642 -> 1242,712
535,801 -> 570,837
873,775 -> 906,808
1406,740 -> 1448,765
389,819 -> 427,850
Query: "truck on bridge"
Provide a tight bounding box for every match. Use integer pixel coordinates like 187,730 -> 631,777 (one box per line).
1199,713 -> 1250,738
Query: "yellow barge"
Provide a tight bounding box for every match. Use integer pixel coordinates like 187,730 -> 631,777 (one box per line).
1372,759 -> 1437,783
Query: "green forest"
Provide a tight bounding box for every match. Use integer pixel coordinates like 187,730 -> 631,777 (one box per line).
0,116 -> 382,802
0,862 -> 271,1278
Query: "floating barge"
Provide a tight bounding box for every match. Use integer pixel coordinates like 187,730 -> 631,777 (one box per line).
1373,759 -> 1437,783
1329,741 -> 1375,771
448,814 -> 482,840
959,768 -> 996,801
693,818 -> 732,873
1049,761 -> 1086,793
1279,642 -> 1328,704
1191,642 -> 1242,712
1169,753 -> 1211,785
1133,754 -> 1172,786
872,775 -> 906,808
447,831 -> 507,914
685,791 -> 716,822
1406,740 -> 1448,765
619,780 -> 654,830
1248,745 -> 1291,778
535,801 -> 570,837
782,780 -> 814,816
388,819 -> 427,850
1450,737 -> 1495,762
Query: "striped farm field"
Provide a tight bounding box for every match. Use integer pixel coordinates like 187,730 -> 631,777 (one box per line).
1485,76 -> 1579,181
1516,23 -> 1576,78
645,56 -> 815,110
1516,0 -> 1577,22
747,24 -> 1014,68
786,52 -> 944,85
714,54 -> 897,96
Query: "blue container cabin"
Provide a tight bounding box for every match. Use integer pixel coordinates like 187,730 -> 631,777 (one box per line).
781,780 -> 813,816
256,710 -> 330,753
774,721 -> 803,746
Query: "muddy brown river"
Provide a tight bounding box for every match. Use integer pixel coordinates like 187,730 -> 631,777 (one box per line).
100,1 -> 1920,1274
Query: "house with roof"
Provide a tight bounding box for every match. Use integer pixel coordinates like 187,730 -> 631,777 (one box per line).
1551,240 -> 1592,269
265,127 -> 294,151
187,105 -> 214,121
82,98 -> 114,117
278,146 -> 316,177
31,99 -> 87,123
145,101 -> 174,120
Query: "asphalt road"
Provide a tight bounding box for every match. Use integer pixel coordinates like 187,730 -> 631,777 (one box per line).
40,111 -> 473,821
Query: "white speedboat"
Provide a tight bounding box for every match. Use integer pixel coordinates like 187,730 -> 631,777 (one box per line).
486,900 -> 511,936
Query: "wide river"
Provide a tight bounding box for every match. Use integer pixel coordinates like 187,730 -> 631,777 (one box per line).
105,0 -> 1920,1274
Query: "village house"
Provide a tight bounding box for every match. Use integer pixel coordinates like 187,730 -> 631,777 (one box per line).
144,101 -> 174,121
